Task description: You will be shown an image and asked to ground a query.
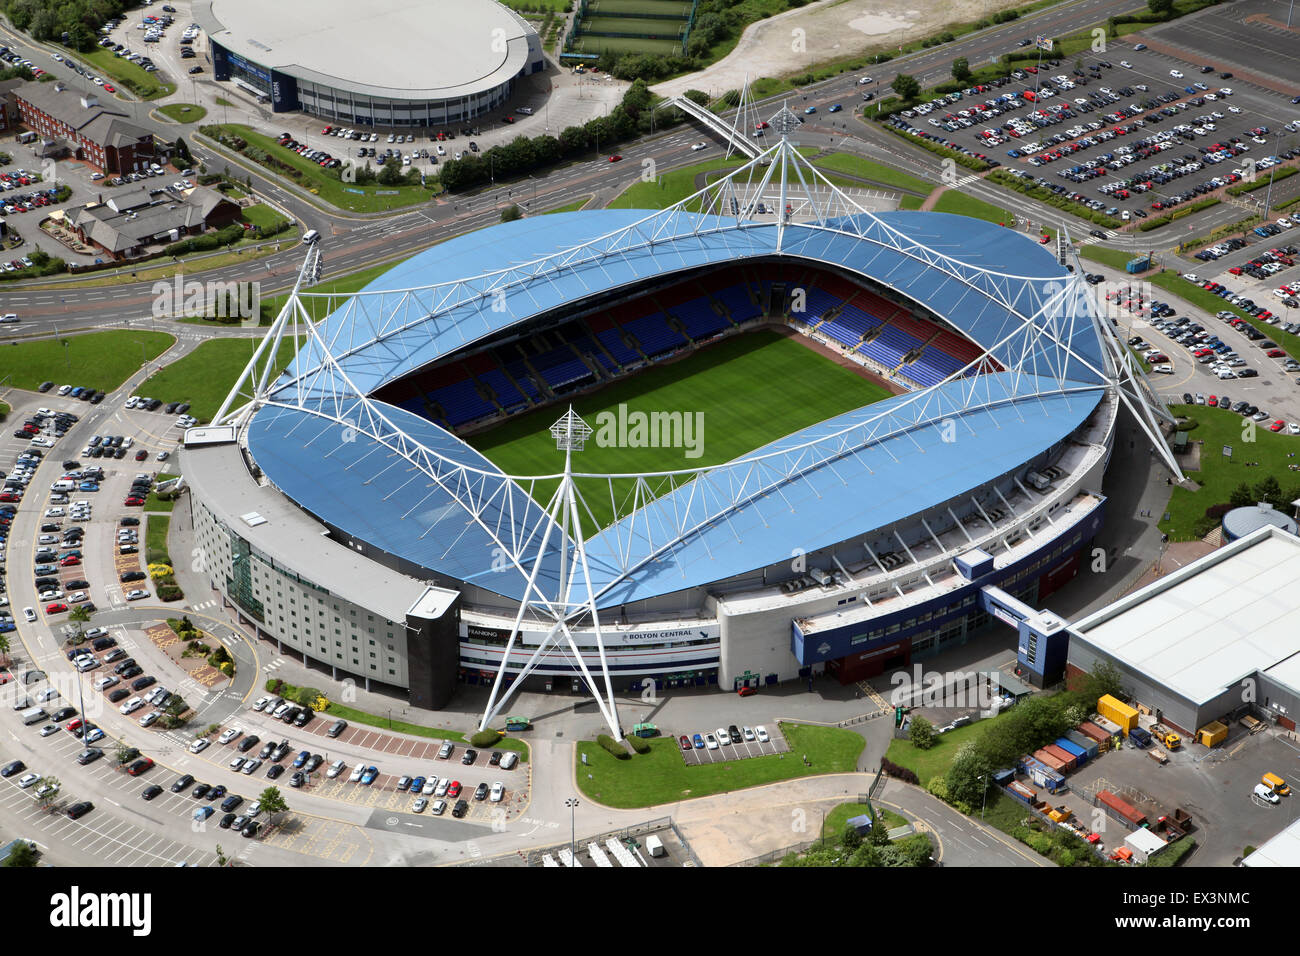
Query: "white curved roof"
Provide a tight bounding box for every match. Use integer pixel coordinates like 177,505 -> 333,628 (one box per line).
197,0 -> 533,99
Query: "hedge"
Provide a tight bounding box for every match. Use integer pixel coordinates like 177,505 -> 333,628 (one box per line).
877,123 -> 989,171
628,735 -> 650,754
163,222 -> 244,257
1226,165 -> 1297,196
470,729 -> 502,748
987,169 -> 1122,229
597,734 -> 628,759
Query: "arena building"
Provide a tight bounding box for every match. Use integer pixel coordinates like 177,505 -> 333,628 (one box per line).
181,135 -> 1175,731
194,0 -> 544,125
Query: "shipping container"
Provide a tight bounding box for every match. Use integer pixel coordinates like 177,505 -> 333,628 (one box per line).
992,768 -> 1015,786
1043,743 -> 1078,771
1077,721 -> 1111,745
1054,737 -> 1089,765
1098,790 -> 1148,827
1033,748 -> 1068,773
1198,721 -> 1227,747
1017,756 -> 1065,792
1097,694 -> 1138,733
1128,726 -> 1152,748
1005,780 -> 1038,807
1065,730 -> 1099,759
1092,714 -> 1122,736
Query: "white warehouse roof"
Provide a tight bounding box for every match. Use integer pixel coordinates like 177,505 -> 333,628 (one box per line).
197,0 -> 534,100
1070,526 -> 1300,705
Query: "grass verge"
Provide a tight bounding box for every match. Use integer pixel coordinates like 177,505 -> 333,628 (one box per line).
137,338 -> 299,423
575,721 -> 864,809
0,330 -> 173,393
65,46 -> 175,99
810,153 -> 932,194
158,102 -> 207,124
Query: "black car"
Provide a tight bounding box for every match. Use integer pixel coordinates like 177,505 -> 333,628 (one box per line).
220,794 -> 243,812
728,725 -> 743,744
257,741 -> 276,760
280,706 -> 300,724
1,759 -> 25,777
114,658 -> 137,675
50,706 -> 76,722
131,675 -> 156,691
473,782 -> 489,801
141,785 -> 163,800
271,741 -> 291,762
118,747 -> 140,763
489,751 -> 502,766
66,801 -> 94,820
38,381 -> 54,392
120,570 -> 147,583
241,821 -> 261,839
65,579 -> 89,590
1182,392 -> 1193,404
303,754 -> 323,773
452,799 -> 469,818
237,734 -> 261,753
266,764 -> 286,780
170,773 -> 195,793
107,688 -> 130,703
120,517 -> 139,526
191,782 -> 211,799
219,812 -> 237,829
462,749 -> 478,765
208,785 -> 227,801
293,708 -> 314,728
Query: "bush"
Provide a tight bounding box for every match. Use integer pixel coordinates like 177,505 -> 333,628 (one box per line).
628,735 -> 650,754
880,756 -> 920,785
597,734 -> 628,759
470,729 -> 501,748
157,584 -> 184,602
1174,417 -> 1198,432
909,716 -> 938,750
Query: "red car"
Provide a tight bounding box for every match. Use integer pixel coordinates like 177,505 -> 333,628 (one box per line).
1271,420 -> 1286,432
447,780 -> 462,798
1039,234 -> 1051,244
127,757 -> 154,776
66,718 -> 83,733
0,493 -> 20,502
679,735 -> 691,751
1268,349 -> 1287,358
59,556 -> 80,566
124,497 -> 145,506
104,84 -> 115,93
608,155 -> 622,163
45,603 -> 68,614
738,685 -> 757,697
502,116 -> 514,124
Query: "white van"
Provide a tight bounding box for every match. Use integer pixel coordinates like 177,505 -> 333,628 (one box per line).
51,480 -> 74,492
21,706 -> 48,725
301,229 -> 320,244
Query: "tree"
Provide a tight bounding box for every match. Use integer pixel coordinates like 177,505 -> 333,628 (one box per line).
257,786 -> 289,826
68,605 -> 91,630
377,162 -> 403,187
0,632 -> 9,666
1147,0 -> 1174,14
683,89 -> 710,106
1252,475 -> 1285,510
215,844 -> 229,867
944,741 -> 995,809
891,74 -> 921,102
1229,482 -> 1254,508
841,824 -> 864,849
951,58 -> 971,83
114,740 -> 136,765
34,777 -> 59,809
909,715 -> 938,750
173,136 -> 193,164
2,841 -> 38,867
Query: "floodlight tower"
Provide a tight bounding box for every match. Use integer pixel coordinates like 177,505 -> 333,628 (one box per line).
479,408 -> 624,740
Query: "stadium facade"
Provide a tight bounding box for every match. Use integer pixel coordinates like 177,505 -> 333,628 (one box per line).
194,0 -> 544,124
182,136 -> 1174,728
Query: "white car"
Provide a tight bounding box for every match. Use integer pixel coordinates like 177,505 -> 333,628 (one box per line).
93,675 -> 118,691
125,589 -> 149,600
691,142 -> 706,151
22,607 -> 34,623
327,759 -> 347,778
715,727 -> 730,745
139,711 -> 160,727
1119,60 -> 1132,68
349,763 -> 366,782
435,778 -> 451,797
1170,70 -> 1183,78
17,772 -> 39,789
189,737 -> 210,753
68,592 -> 88,604
421,776 -> 438,795
1290,423 -> 1300,435
44,508 -> 65,517
489,781 -> 504,803
251,695 -> 271,711
704,733 -> 719,750
219,727 -> 241,744
1150,364 -> 1174,374
121,697 -> 145,715
755,725 -> 770,743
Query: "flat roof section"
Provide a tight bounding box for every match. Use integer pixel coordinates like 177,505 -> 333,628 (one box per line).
181,440 -> 430,623
1071,526 -> 1300,705
197,0 -> 532,99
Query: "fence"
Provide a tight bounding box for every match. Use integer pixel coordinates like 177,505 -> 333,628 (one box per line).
524,815 -> 678,866
731,838 -> 819,867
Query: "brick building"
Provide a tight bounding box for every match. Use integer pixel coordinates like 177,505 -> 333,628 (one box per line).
10,81 -> 159,175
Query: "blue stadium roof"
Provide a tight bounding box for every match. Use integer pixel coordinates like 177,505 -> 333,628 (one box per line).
250,207 -> 1110,606
277,209 -> 1105,405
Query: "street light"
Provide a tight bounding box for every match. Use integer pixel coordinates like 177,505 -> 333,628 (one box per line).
565,797 -> 578,863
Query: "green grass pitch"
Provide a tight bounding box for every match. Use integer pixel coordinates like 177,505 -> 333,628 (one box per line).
467,330 -> 892,531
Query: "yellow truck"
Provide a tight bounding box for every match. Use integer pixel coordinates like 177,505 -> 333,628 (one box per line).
1263,772 -> 1290,797
1152,724 -> 1181,750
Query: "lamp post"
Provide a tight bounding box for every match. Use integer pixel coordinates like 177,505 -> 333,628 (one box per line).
565,797 -> 578,862
1264,129 -> 1284,214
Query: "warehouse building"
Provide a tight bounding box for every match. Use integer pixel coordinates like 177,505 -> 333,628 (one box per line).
1067,524 -> 1300,735
10,81 -> 158,175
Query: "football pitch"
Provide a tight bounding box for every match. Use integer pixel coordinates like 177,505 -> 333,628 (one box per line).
468,330 -> 892,531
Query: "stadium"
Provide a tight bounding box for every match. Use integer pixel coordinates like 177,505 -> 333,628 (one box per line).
180,128 -> 1173,735
194,0 -> 544,124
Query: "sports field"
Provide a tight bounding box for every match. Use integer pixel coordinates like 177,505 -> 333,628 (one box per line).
468,330 -> 892,531
587,0 -> 691,14
580,16 -> 685,36
569,34 -> 682,55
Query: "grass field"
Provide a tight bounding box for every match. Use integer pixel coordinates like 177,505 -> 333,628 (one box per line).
574,722 -> 864,808
146,514 -> 172,564
1080,245 -> 1149,272
885,713 -> 1011,785
589,0 -> 691,13
570,34 -> 682,54
239,203 -> 291,236
823,801 -> 908,840
67,46 -> 175,100
201,125 -> 439,214
608,157 -> 743,210
144,473 -> 178,514
932,190 -> 1018,226
1160,404 -> 1300,540
581,16 -> 686,35
500,0 -> 569,10
811,153 -> 932,195
543,196 -> 593,214
0,330 -> 173,393
137,338 -> 299,424
898,194 -> 928,210
158,103 -> 207,124
315,700 -> 529,760
469,330 -> 892,530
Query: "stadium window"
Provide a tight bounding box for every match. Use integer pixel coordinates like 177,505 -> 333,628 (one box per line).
368,639 -> 375,646
387,656 -> 394,663
388,669 -> 395,676
369,651 -> 376,658
886,622 -> 900,635
352,659 -> 359,666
